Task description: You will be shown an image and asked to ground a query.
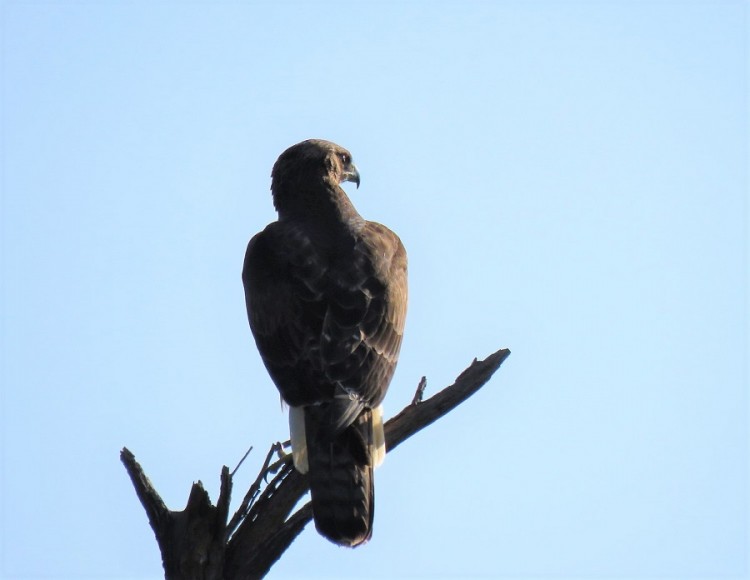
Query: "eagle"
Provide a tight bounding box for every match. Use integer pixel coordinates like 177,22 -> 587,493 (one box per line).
242,139 -> 408,547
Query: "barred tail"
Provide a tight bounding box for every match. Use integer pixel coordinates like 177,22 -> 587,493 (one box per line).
305,407 -> 375,547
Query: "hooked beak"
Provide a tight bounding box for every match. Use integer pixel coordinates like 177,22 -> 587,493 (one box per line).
342,163 -> 360,189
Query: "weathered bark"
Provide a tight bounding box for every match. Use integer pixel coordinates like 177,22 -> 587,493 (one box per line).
122,347 -> 510,579
121,451 -> 231,579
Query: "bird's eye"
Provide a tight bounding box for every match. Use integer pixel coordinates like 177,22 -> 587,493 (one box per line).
340,153 -> 350,165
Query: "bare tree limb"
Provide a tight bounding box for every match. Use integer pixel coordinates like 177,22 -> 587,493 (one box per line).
230,445 -> 254,478
411,376 -> 427,405
226,442 -> 282,538
385,348 -> 511,452
122,347 -> 510,579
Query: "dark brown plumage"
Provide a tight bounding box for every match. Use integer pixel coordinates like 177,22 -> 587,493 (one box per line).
242,139 -> 407,547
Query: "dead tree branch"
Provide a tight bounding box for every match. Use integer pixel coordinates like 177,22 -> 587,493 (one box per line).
122,347 -> 510,579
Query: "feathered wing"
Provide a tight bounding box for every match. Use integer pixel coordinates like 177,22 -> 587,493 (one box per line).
243,220 -> 407,547
243,222 -> 331,405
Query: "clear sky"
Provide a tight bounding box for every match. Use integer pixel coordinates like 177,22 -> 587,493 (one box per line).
1,1 -> 747,579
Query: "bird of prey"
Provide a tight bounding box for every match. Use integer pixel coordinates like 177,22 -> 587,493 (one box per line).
242,139 -> 408,547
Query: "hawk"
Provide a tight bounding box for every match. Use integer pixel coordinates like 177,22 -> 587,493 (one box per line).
242,139 -> 408,547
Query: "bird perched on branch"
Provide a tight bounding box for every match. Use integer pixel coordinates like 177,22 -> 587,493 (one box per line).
242,139 -> 408,547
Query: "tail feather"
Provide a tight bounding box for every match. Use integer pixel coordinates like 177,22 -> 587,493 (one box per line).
305,406 -> 375,547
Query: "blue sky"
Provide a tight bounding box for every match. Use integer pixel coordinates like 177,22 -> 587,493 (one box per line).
1,1 -> 747,578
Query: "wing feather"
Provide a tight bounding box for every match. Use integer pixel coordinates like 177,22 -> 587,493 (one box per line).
243,219 -> 407,426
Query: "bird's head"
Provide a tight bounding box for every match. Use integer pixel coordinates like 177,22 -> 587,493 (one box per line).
271,139 -> 360,209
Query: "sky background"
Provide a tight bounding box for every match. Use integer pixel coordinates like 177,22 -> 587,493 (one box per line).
1,1 -> 747,579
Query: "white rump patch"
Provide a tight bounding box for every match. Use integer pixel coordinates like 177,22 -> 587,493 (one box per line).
288,406 -> 309,474
289,404 -> 386,473
372,404 -> 386,468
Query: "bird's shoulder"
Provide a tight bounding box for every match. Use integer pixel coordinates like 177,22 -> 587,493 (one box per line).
356,221 -> 407,286
244,220 -> 329,286
243,218 -> 406,301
